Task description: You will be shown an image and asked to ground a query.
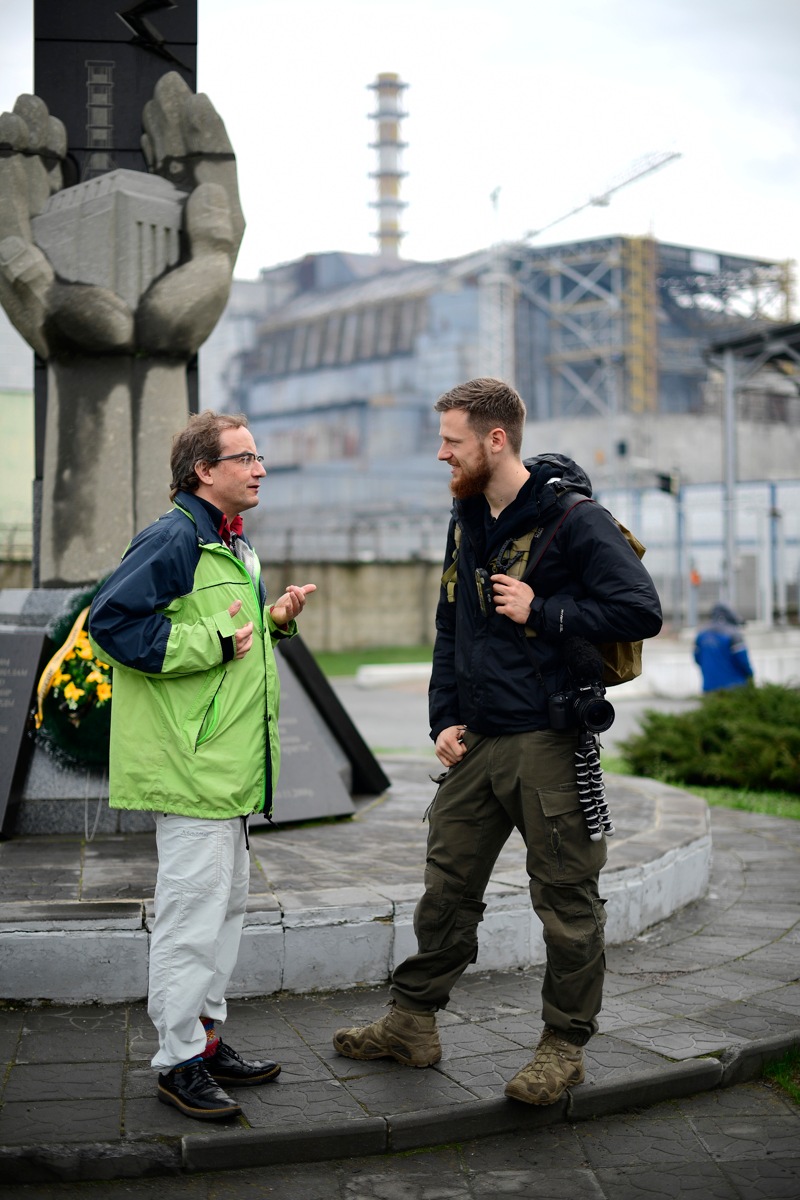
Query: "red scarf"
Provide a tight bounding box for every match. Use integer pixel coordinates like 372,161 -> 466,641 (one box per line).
218,514 -> 243,546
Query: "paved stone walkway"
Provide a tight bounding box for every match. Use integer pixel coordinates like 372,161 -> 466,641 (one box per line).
0,761 -> 711,1003
1,804 -> 798,1190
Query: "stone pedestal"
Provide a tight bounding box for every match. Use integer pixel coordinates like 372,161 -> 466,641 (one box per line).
39,355 -> 188,586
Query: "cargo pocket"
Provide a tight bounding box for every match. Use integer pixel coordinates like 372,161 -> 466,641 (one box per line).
415,865 -> 486,960
538,786 -> 607,880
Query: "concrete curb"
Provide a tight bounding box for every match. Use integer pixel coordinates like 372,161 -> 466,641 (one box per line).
566,1057 -> 722,1120
182,1117 -> 388,1174
0,1141 -> 183,1186
3,1037 -> 799,1185
385,1093 -> 566,1154
720,1031 -> 800,1088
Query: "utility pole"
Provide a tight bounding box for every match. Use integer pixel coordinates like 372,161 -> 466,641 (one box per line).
657,469 -> 685,625
721,348 -> 738,610
478,188 -> 515,381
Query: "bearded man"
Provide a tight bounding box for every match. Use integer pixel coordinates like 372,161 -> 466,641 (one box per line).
331,378 -> 662,1105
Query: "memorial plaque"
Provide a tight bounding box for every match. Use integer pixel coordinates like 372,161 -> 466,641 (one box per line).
277,636 -> 391,794
0,630 -> 50,838
270,653 -> 356,825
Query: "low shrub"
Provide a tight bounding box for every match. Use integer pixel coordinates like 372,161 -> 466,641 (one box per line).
619,683 -> 800,794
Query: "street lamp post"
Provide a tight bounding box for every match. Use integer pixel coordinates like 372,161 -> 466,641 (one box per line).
722,348 -> 738,610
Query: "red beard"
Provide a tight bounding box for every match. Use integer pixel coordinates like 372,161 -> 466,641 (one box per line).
449,446 -> 492,500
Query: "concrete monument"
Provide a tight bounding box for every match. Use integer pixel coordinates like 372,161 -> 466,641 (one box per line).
0,72 -> 244,586
0,8 -> 389,837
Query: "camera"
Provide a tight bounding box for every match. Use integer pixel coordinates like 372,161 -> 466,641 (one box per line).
548,684 -> 615,733
548,636 -> 616,733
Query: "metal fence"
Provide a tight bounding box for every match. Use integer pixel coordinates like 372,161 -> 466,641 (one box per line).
0,524 -> 33,562
249,480 -> 800,628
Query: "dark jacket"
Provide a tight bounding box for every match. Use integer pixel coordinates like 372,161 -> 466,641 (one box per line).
429,455 -> 663,739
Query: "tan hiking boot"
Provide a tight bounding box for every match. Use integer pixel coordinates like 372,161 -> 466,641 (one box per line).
504,1026 -> 585,1104
332,1003 -> 442,1067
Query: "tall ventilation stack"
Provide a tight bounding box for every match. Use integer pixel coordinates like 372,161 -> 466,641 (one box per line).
368,73 -> 408,258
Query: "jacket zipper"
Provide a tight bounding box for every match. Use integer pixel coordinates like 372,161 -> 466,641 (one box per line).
204,543 -> 270,815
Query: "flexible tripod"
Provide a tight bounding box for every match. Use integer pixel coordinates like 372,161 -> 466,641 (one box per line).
575,727 -> 615,841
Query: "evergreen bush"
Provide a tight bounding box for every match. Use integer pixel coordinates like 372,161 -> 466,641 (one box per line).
619,683 -> 800,794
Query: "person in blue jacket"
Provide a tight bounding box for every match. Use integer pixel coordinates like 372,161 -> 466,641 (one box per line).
694,603 -> 754,692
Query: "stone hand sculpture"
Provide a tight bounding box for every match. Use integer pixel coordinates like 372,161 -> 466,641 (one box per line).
0,71 -> 243,360
0,73 -> 245,586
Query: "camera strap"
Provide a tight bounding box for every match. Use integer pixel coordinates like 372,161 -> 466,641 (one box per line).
514,492 -> 587,690
520,492 -> 589,588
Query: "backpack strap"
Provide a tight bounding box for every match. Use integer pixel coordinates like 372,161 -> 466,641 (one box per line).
441,492 -> 591,606
512,494 -> 589,692
521,493 -> 591,586
441,520 -> 462,601
522,492 -> 646,687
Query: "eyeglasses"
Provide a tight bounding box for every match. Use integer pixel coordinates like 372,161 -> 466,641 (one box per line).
207,453 -> 265,468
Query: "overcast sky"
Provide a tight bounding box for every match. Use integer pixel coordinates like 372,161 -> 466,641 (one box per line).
2,0 -> 799,301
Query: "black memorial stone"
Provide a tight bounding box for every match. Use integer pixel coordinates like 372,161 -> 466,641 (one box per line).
270,652 -> 357,825
0,630 -> 49,838
0,592 -> 390,835
34,0 -> 197,183
277,636 -> 391,796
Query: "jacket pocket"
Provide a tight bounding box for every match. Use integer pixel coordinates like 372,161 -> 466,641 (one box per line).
181,667 -> 227,753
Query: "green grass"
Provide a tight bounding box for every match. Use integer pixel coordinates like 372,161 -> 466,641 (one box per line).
764,1046 -> 800,1105
602,753 -> 800,820
313,644 -> 433,678
313,659 -> 800,822
601,754 -> 633,775
680,785 -> 800,820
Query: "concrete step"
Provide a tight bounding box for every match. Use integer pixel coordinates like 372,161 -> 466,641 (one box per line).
0,766 -> 710,1004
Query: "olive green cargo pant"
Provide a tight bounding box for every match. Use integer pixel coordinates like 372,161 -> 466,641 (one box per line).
390,728 -> 608,1044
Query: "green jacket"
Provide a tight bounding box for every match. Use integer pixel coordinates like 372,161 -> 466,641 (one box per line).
88,491 -> 294,819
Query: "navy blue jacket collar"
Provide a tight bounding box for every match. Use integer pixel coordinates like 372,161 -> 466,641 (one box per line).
174,490 -> 233,544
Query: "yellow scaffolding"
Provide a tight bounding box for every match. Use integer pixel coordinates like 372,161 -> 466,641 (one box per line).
623,236 -> 658,413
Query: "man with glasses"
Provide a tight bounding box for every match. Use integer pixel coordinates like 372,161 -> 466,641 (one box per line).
89,410 -> 315,1121
332,378 -> 661,1106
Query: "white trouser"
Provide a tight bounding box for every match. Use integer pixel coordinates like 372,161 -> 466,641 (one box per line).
148,812 -> 250,1071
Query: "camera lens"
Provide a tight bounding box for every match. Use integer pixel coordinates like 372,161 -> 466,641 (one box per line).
574,693 -> 615,733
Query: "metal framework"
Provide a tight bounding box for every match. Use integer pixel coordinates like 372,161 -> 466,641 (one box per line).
509,237 -> 794,420
708,321 -> 800,613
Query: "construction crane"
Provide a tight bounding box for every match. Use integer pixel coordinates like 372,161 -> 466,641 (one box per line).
478,150 -> 681,381
524,150 -> 682,241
